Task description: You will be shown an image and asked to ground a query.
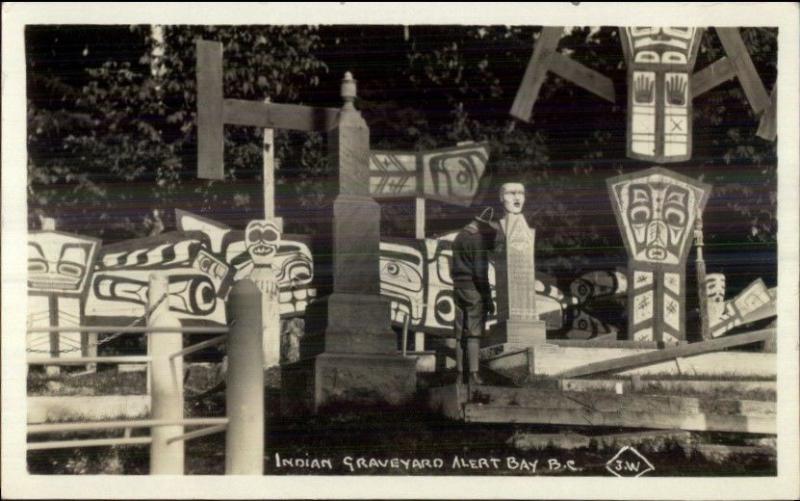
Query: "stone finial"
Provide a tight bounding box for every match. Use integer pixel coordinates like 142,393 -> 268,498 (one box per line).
341,71 -> 357,109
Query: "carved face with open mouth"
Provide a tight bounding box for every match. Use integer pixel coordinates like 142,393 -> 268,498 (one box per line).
500,182 -> 525,215
245,220 -> 281,267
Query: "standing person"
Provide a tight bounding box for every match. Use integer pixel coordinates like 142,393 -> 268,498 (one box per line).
451,207 -> 497,386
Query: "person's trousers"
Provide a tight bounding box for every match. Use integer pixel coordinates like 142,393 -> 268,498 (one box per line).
453,286 -> 486,374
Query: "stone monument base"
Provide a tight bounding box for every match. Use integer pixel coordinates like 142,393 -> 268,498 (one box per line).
484,318 -> 547,349
301,292 -> 396,358
281,352 -> 417,414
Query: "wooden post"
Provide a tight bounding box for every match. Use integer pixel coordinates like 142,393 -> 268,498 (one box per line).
261,98 -> 283,367
413,196 -> 426,352
695,212 -> 710,340
225,279 -> 264,474
147,273 -> 184,474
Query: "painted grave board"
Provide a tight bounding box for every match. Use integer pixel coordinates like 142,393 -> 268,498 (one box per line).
176,210 -> 316,318
83,231 -> 229,327
608,166 -> 711,344
620,27 -> 703,163
379,232 -> 566,336
369,142 -> 490,206
711,278 -> 777,337
511,27 -> 773,164
27,231 -> 100,358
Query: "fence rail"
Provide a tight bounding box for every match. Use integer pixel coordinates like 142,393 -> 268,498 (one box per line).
26,326 -> 230,334
26,274 -> 265,475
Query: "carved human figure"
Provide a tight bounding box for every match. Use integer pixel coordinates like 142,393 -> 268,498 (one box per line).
496,182 -> 537,322
245,220 -> 281,297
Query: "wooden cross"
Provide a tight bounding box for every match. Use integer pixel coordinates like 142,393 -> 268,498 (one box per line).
196,40 -> 340,217
511,27 -> 776,153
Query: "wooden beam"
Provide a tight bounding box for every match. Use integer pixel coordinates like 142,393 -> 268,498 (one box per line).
556,327 -> 775,378
196,40 -> 224,180
464,404 -> 774,434
716,28 -> 771,114
223,99 -> 339,132
757,84 -> 777,141
691,57 -> 736,98
510,26 -> 564,122
549,51 -> 615,103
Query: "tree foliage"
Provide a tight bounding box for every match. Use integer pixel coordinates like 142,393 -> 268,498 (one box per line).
26,25 -> 777,284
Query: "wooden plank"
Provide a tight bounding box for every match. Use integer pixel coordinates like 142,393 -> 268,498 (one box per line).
223,99 -> 339,132
27,356 -> 151,365
28,417 -> 229,434
464,404 -> 774,434
550,339 -> 659,349
555,327 -> 774,378
196,40 -> 225,180
559,378 -> 776,396
549,51 -> 615,103
28,436 -> 153,451
716,28 -> 771,114
691,57 -> 736,97
757,83 -> 777,141
510,26 -> 564,122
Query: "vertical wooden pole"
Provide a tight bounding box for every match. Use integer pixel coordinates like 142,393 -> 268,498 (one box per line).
261,98 -> 283,367
196,40 -> 224,180
695,213 -> 710,340
413,197 -> 426,352
225,279 -> 264,474
148,273 -> 184,474
39,217 -> 61,376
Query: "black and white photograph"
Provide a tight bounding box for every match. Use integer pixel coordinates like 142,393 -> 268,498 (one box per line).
2,3 -> 798,499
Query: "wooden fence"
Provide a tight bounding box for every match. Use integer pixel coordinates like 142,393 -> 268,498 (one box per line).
26,274 -> 265,475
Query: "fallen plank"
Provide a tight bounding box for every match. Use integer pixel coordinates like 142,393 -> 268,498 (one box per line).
558,378 -> 776,397
464,404 -> 774,434
555,328 -> 774,378
471,386 -> 774,417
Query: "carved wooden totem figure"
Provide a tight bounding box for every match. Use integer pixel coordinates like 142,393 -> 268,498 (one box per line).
491,182 -> 546,347
620,27 -> 704,163
608,167 -> 711,344
28,231 -> 100,358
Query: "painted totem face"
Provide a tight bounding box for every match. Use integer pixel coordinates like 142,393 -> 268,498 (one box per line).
622,27 -> 703,163
28,232 -> 99,294
500,183 -> 525,215
245,220 -> 281,266
609,168 -> 709,265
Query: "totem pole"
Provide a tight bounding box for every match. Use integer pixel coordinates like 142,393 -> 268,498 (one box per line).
607,167 -> 711,344
245,219 -> 282,366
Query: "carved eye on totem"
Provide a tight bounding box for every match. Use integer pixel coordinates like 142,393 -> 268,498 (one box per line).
663,186 -> 690,245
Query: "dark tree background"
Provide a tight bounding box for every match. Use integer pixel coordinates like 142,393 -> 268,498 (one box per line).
26,25 -> 777,295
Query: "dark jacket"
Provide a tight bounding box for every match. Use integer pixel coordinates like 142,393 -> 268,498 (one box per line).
451,219 -> 495,302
